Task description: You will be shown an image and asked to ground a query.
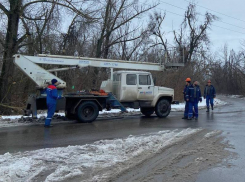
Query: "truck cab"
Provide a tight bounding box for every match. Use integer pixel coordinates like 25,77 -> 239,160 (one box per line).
112,71 -> 154,101
101,71 -> 174,118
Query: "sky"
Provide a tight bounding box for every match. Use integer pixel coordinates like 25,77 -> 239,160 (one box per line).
140,0 -> 245,52
2,0 -> 244,54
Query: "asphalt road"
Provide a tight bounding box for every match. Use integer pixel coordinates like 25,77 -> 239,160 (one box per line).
0,95 -> 244,181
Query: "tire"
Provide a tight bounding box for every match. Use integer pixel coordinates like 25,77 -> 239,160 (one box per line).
155,99 -> 171,118
77,101 -> 99,123
140,107 -> 154,117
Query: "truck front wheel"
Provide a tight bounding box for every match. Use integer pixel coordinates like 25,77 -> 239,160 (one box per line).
141,107 -> 154,117
155,99 -> 170,118
77,101 -> 99,123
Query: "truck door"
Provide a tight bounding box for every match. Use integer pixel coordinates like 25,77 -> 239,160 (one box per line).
137,74 -> 154,100
120,73 -> 138,101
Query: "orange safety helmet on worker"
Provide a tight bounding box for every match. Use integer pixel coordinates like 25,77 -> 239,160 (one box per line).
185,78 -> 191,82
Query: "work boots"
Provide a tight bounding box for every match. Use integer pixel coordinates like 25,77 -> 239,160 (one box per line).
206,107 -> 209,112
211,104 -> 214,110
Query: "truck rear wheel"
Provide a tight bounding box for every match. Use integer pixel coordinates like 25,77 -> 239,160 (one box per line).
140,107 -> 154,117
77,101 -> 99,123
155,99 -> 170,118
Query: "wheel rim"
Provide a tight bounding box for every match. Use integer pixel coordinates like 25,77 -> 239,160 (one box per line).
159,101 -> 168,114
83,106 -> 94,118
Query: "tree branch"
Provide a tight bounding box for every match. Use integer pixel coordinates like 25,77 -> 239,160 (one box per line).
126,39 -> 144,60
21,0 -> 94,20
16,33 -> 30,47
174,31 -> 181,47
18,42 -> 33,49
110,0 -> 126,31
109,35 -> 141,47
109,26 -> 141,44
112,4 -> 157,32
0,3 -> 9,16
40,2 -> 56,36
21,12 -> 46,20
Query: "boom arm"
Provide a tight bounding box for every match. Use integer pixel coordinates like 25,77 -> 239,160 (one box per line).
14,54 -> 180,89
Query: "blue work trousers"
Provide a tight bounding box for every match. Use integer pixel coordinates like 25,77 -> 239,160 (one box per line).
184,101 -> 189,117
188,102 -> 198,118
45,103 -> 56,126
206,95 -> 214,108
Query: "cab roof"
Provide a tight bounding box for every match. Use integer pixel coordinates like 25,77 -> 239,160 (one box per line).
113,70 -> 150,74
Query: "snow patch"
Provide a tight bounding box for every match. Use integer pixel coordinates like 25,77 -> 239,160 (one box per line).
0,97 -> 227,129
0,113 -> 65,120
205,130 -> 222,138
229,95 -> 244,98
45,166 -> 83,182
0,98 -> 226,120
171,97 -> 227,112
0,128 -> 201,182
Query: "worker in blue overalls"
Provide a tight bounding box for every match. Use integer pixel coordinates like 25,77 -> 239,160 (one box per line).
182,78 -> 191,119
186,81 -> 202,120
44,79 -> 61,127
204,80 -> 216,112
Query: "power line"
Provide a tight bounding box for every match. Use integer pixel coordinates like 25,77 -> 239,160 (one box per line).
184,0 -> 245,23
141,1 -> 245,35
212,25 -> 245,35
159,1 -> 186,11
158,0 -> 245,31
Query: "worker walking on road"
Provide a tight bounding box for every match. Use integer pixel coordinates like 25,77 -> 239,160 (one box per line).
44,79 -> 61,127
204,80 -> 216,112
182,78 -> 191,119
186,81 -> 202,120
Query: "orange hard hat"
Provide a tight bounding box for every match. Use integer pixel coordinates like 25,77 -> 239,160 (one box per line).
207,80 -> 211,83
185,78 -> 191,82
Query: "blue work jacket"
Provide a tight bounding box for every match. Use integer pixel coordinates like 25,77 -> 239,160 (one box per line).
204,85 -> 216,98
183,85 -> 189,101
46,84 -> 59,104
186,85 -> 202,103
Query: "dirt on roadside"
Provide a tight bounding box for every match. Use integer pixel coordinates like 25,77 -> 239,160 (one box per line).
81,129 -> 235,182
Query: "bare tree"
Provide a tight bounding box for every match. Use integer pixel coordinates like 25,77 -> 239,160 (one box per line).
95,0 -> 157,59
175,3 -> 217,63
0,0 -> 95,113
148,12 -> 171,61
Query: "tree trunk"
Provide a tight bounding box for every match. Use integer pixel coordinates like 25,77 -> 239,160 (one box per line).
0,0 -> 22,114
103,31 -> 111,59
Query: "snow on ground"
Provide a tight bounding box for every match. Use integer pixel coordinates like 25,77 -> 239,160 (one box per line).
0,128 -> 201,182
0,97 -> 227,129
0,97 -> 226,121
171,97 -> 227,112
0,113 -> 64,120
99,108 -> 140,114
204,130 -> 222,138
228,95 -> 245,99
229,95 -> 241,98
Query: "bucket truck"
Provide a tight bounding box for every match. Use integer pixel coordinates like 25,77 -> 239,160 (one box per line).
14,54 -> 183,123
